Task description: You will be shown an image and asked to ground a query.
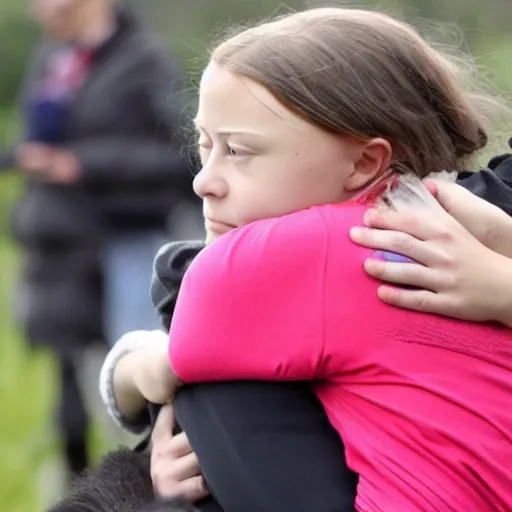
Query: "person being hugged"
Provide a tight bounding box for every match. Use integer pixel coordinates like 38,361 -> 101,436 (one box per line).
111,8 -> 512,512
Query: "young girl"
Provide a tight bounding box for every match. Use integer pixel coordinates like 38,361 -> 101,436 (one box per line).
107,8 -> 512,512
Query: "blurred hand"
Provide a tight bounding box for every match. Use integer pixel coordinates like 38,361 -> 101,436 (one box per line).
16,142 -> 55,173
350,180 -> 512,325
151,405 -> 209,503
47,148 -> 81,184
16,143 -> 80,184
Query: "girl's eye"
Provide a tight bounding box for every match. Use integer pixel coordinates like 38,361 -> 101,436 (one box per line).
227,146 -> 251,158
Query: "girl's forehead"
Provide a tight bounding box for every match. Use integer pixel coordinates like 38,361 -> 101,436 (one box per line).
198,62 -> 316,136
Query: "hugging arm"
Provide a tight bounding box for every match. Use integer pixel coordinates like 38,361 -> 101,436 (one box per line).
174,381 -> 357,512
169,213 -> 329,384
150,239 -> 358,512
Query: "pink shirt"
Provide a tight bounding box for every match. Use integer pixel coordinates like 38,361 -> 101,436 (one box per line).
169,203 -> 512,512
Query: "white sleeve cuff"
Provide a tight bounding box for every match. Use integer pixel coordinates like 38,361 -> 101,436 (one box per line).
99,329 -> 169,433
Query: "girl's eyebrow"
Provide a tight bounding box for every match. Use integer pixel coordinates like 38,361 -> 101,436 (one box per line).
194,118 -> 268,138
195,124 -> 267,138
215,128 -> 267,137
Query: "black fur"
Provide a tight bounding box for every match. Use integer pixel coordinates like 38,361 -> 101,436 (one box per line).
48,448 -> 198,512
139,499 -> 199,512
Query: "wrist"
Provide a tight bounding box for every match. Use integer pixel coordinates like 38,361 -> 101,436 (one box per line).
113,349 -> 149,418
100,329 -> 168,423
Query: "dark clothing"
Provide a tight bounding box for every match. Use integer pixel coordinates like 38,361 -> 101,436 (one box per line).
57,352 -> 89,477
458,140 -> 512,215
147,152 -> 512,512
2,8 -> 192,350
152,240 -> 205,331
175,382 -> 358,512
1,8 -> 192,478
16,244 -> 103,352
3,9 -> 192,248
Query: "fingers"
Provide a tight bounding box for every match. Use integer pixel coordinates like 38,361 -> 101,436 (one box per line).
151,429 -> 209,503
152,404 -> 175,445
156,475 -> 210,503
364,259 -> 446,290
376,285 -> 445,315
362,208 -> 439,242
423,179 -> 438,197
176,475 -> 210,503
427,180 -> 475,219
350,227 -> 448,267
166,432 -> 195,458
153,449 -> 201,481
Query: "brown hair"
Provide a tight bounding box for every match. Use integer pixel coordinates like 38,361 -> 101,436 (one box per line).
210,8 -> 503,178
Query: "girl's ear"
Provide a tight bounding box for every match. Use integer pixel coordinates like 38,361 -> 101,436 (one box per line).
344,138 -> 392,192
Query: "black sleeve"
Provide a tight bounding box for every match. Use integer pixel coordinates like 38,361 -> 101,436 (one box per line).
73,49 -> 192,185
175,381 -> 357,512
150,240 -> 206,330
457,140 -> 512,215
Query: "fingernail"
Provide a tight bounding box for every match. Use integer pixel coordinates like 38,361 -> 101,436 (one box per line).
350,227 -> 364,240
371,250 -> 416,264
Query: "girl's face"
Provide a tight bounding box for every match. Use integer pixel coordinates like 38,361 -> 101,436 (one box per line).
194,62 -> 390,243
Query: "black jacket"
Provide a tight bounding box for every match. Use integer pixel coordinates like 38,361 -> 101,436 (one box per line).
458,140 -> 512,216
1,9 -> 195,248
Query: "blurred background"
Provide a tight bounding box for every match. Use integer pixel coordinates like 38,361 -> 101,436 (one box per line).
0,0 -> 511,511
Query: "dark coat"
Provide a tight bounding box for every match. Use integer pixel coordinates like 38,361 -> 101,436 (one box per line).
1,9 -> 195,352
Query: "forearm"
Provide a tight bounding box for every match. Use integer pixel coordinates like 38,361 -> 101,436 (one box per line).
112,350 -> 149,421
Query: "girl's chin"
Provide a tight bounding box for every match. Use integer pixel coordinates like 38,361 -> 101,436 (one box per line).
205,230 -> 218,245
205,226 -> 238,245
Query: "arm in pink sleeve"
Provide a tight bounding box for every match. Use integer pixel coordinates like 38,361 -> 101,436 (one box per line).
169,210 -> 329,383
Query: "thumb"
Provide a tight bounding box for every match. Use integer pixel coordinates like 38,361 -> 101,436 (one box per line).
424,180 -> 472,219
152,404 -> 175,445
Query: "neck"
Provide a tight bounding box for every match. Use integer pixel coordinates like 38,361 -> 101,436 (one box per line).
75,2 -> 116,47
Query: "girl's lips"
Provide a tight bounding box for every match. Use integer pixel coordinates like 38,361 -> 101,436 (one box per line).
205,218 -> 236,234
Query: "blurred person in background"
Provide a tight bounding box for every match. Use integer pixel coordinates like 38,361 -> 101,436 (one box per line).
0,0 -> 195,486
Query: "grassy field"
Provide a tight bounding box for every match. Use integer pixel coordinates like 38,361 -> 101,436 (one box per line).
0,35 -> 512,512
